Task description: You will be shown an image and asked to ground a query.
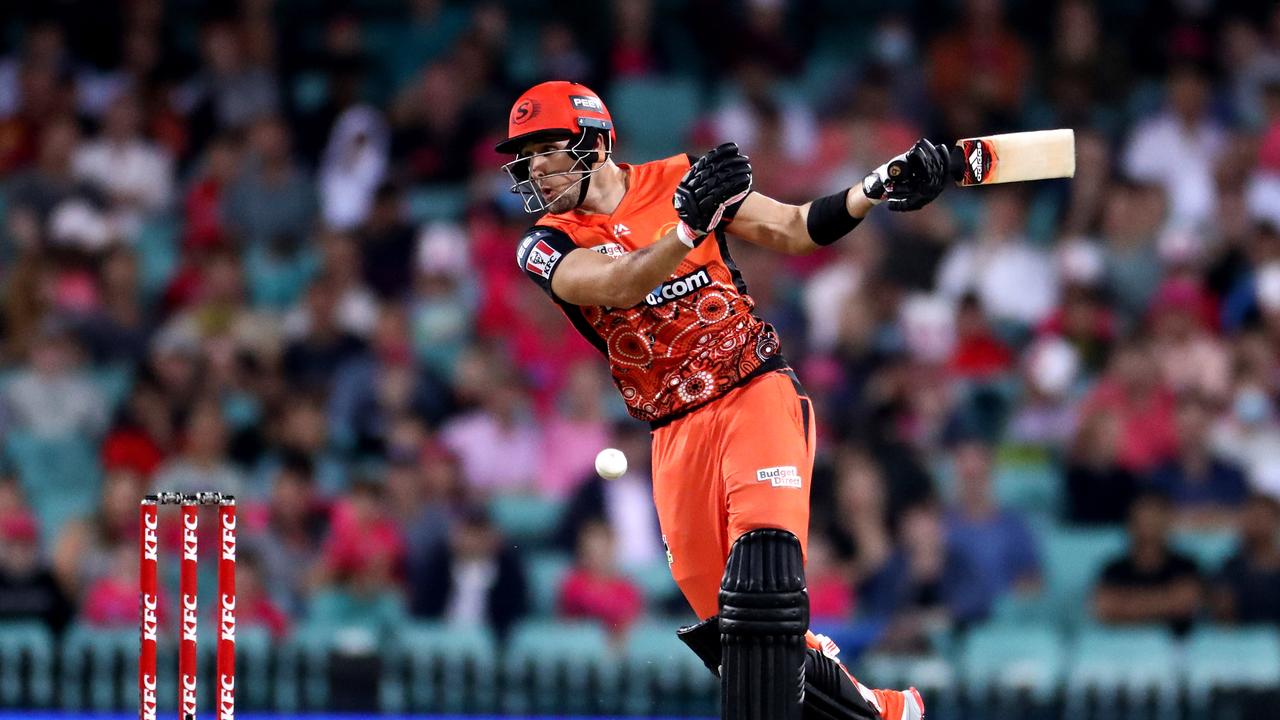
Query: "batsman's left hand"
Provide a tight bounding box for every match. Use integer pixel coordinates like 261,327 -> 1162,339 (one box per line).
862,139 -> 954,212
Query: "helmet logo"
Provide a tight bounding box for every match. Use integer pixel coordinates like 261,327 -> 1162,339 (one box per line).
512,99 -> 540,125
570,95 -> 603,112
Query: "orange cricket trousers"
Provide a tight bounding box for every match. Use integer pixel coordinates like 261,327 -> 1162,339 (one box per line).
650,368 -> 817,620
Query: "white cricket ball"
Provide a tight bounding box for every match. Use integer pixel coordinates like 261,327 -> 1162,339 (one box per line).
594,448 -> 628,480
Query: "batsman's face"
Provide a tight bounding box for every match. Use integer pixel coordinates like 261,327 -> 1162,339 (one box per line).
521,139 -> 580,213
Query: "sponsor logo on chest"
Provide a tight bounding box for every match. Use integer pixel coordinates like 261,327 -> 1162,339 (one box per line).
645,268 -> 710,306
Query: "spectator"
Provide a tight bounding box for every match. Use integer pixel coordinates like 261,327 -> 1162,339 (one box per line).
75,245 -> 151,366
0,513 -> 73,634
52,469 -> 144,599
1148,278 -> 1231,401
244,454 -> 329,614
1077,339 -> 1179,474
937,186 -> 1059,327
538,361 -> 611,498
72,92 -> 174,233
408,506 -> 528,638
404,441 -> 467,591
820,446 -> 894,588
947,293 -> 1013,379
179,20 -> 279,139
1210,379 -> 1280,497
1065,411 -> 1140,525
410,222 -> 476,376
151,399 -> 244,496
558,520 -> 644,636
805,533 -> 855,624
255,398 -> 348,498
925,0 -> 1030,128
4,319 -> 109,439
183,133 -> 242,251
285,232 -> 376,339
1212,494 -> 1280,624
1122,62 -> 1226,227
440,357 -> 539,495
5,114 -> 86,247
554,420 -> 663,569
1102,181 -> 1168,322
223,115 -> 314,251
328,305 -> 454,453
1147,394 -> 1249,526
1006,336 -> 1081,453
861,503 -> 988,653
944,438 -> 1041,615
233,549 -> 291,638
357,184 -> 418,301
313,478 -> 406,591
281,280 -> 367,394
1093,493 -> 1205,635
81,543 -> 145,627
318,105 -> 389,231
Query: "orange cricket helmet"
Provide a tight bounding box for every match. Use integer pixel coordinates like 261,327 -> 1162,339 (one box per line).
495,80 -> 615,154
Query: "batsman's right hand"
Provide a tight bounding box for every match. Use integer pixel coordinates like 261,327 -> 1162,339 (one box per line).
863,139 -> 955,212
673,142 -> 754,243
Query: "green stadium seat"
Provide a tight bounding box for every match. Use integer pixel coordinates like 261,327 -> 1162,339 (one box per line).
526,551 -> 572,616
382,621 -> 497,713
0,622 -> 53,707
60,624 -> 134,710
1042,526 -> 1128,628
1173,528 -> 1239,574
609,78 -> 701,162
993,460 -> 1064,520
622,618 -> 716,715
89,363 -> 133,416
1184,625 -> 1280,705
4,431 -> 101,544
1067,626 -> 1178,698
626,557 -> 679,606
135,215 -> 179,299
960,622 -> 1065,702
488,494 -> 565,547
504,619 -> 617,716
407,186 -> 469,223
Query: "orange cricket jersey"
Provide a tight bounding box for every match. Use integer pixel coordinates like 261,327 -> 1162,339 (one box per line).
515,154 -> 786,425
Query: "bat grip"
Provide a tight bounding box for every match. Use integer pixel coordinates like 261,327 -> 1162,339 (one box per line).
947,145 -> 966,183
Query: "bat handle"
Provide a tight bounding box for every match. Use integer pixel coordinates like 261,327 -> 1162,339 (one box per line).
947,145 -> 966,183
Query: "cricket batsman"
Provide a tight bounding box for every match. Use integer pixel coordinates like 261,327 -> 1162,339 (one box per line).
500,81 -> 950,720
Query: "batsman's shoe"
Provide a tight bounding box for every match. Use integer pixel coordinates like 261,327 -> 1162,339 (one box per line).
808,633 -> 926,720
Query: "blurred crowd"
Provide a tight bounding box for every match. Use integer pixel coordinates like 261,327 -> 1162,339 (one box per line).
0,0 -> 1278,662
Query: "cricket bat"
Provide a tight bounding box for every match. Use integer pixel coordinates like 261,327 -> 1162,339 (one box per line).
889,129 -> 1076,186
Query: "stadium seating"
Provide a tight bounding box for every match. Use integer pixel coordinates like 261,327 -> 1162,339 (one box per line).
60,624 -> 134,711
381,621 -> 497,713
1040,526 -> 1128,629
960,621 -> 1066,703
488,494 -> 564,547
1066,626 -> 1179,702
4,431 -> 102,544
525,550 -> 572,616
621,618 -> 716,716
503,619 -> 617,716
1184,625 -> 1280,707
0,622 -> 53,707
608,78 -> 701,162
1172,528 -> 1240,574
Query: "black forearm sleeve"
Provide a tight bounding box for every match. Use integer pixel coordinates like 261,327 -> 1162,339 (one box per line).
806,188 -> 862,246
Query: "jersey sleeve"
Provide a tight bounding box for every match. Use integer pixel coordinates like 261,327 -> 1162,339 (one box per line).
515,226 -> 578,299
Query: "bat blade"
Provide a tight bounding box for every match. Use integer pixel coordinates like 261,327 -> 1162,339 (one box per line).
955,129 -> 1075,186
